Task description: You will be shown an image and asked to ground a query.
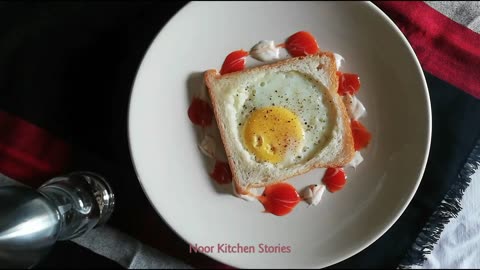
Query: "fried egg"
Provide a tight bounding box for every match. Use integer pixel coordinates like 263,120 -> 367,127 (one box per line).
230,71 -> 333,167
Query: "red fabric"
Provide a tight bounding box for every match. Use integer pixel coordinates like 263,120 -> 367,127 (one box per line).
375,1 -> 480,99
0,110 -> 71,187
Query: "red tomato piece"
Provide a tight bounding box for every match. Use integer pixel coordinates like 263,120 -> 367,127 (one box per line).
322,168 -> 347,193
220,50 -> 249,75
285,31 -> 320,57
351,120 -> 371,151
187,98 -> 213,127
258,182 -> 301,216
338,72 -> 361,96
210,160 -> 232,184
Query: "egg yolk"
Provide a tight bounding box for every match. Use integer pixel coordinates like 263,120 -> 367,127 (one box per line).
242,106 -> 304,163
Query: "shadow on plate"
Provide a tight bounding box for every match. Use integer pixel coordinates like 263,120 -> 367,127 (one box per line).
186,72 -> 232,196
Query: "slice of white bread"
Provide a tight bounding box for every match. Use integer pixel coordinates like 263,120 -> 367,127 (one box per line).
204,52 -> 354,194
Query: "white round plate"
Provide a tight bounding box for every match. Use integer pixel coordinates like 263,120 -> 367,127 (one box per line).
128,1 -> 431,268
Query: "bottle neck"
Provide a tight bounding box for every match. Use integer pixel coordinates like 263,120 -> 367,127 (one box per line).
37,172 -> 115,241
38,185 -> 95,241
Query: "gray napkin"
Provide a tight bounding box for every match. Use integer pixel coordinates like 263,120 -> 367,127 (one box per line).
73,227 -> 191,269
426,1 -> 480,33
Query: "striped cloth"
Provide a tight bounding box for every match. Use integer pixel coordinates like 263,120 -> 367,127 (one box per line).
369,2 -> 480,268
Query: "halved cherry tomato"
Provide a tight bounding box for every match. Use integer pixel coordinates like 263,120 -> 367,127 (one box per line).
285,31 -> 320,57
258,182 -> 301,216
187,98 -> 213,127
337,72 -> 361,96
220,50 -> 249,75
210,160 -> 232,184
351,120 -> 371,150
322,168 -> 347,193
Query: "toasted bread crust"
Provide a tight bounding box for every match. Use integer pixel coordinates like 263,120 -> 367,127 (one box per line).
205,70 -> 245,193
205,52 -> 355,194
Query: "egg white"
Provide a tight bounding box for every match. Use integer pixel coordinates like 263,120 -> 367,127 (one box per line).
227,71 -> 333,167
